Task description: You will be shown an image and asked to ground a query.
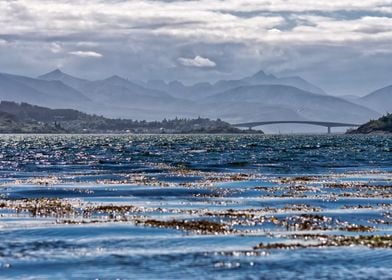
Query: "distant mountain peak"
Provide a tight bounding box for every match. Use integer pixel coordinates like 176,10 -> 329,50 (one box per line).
251,70 -> 276,80
237,70 -> 326,95
105,75 -> 128,83
39,68 -> 66,79
51,68 -> 63,74
252,70 -> 267,78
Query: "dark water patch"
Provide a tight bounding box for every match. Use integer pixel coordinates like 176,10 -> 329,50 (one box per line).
6,186 -> 216,200
153,175 -> 203,183
2,249 -> 392,280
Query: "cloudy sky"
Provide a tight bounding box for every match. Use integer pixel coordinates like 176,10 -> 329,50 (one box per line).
1,0 -> 392,96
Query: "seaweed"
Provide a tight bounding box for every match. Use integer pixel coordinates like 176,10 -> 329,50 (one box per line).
136,219 -> 231,234
254,235 -> 392,250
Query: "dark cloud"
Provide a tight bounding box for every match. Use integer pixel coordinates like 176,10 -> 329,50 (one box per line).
0,0 -> 392,94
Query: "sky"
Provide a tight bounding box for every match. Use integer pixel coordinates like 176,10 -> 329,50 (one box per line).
1,0 -> 392,96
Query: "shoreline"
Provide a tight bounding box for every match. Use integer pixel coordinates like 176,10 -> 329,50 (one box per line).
0,132 -> 388,136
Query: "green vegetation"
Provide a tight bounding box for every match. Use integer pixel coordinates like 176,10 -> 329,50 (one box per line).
348,113 -> 392,134
0,101 -> 261,134
0,111 -> 65,133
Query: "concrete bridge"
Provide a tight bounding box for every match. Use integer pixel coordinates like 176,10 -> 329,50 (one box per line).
232,121 -> 361,134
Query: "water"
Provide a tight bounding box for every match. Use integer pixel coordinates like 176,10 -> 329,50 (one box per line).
0,134 -> 391,279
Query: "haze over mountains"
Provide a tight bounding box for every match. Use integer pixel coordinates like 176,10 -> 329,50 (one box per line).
0,72 -> 90,109
142,70 -> 327,100
0,68 -> 388,132
355,86 -> 392,115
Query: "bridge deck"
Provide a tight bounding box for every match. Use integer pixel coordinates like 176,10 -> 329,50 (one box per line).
233,121 -> 361,134
233,121 -> 361,128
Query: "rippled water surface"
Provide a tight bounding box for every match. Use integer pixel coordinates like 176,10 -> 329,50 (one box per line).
0,134 -> 391,279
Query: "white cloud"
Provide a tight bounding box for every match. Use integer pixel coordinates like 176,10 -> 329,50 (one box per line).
1,0 -> 392,45
69,51 -> 103,58
76,42 -> 99,47
178,56 -> 216,68
49,42 -> 62,53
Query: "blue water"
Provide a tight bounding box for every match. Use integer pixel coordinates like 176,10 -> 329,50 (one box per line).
0,135 -> 391,279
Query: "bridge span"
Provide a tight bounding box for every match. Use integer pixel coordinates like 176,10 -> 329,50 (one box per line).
232,121 -> 361,134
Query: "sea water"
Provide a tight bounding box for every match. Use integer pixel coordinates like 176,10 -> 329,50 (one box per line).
0,135 -> 391,279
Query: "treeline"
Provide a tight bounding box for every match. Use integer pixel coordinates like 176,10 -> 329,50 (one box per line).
0,101 -> 260,134
348,113 -> 392,134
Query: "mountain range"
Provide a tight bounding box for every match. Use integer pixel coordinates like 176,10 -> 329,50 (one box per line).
141,70 -> 327,100
0,68 -> 388,132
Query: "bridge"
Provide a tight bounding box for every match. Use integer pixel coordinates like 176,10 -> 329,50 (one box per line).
232,121 -> 361,134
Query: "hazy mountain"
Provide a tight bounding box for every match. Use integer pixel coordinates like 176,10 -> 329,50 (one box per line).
83,75 -> 174,100
39,69 -> 90,91
143,79 -> 210,100
357,85 -> 392,114
39,70 -> 191,113
241,70 -> 326,95
204,85 -> 378,123
199,102 -> 305,124
0,74 -> 48,104
0,69 -> 381,131
0,72 -> 90,109
340,94 -> 360,102
143,70 -> 326,100
40,69 -> 173,99
1,70 -> 191,120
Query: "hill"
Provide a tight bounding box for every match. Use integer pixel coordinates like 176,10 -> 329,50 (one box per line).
347,113 -> 392,134
0,101 -> 257,134
0,111 -> 65,133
